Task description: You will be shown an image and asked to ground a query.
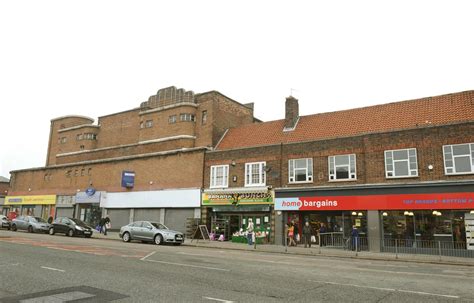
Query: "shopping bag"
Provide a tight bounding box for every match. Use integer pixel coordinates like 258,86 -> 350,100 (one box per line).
106,222 -> 111,229
311,235 -> 316,243
296,233 -> 300,242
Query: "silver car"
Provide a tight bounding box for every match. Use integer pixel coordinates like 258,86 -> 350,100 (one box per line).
119,221 -> 184,245
1,215 -> 10,229
11,216 -> 51,233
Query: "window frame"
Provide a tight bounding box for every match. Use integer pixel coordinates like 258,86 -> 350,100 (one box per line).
443,143 -> 474,175
384,148 -> 418,178
288,158 -> 313,183
202,110 -> 208,125
328,154 -> 357,181
180,113 -> 195,122
145,120 -> 153,128
168,115 -> 177,124
210,165 -> 229,188
245,161 -> 266,187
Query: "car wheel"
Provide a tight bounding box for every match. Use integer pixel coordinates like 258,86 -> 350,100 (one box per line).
122,232 -> 131,242
68,229 -> 74,237
11,224 -> 17,231
28,226 -> 33,233
154,234 -> 163,245
49,227 -> 55,235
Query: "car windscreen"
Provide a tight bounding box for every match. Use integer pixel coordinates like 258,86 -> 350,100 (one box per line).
151,223 -> 168,230
70,218 -> 88,227
33,217 -> 47,223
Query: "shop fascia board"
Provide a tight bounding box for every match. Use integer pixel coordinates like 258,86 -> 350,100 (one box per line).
204,187 -> 270,195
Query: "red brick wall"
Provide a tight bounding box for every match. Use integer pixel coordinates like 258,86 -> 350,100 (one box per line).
204,123 -> 474,189
9,150 -> 205,196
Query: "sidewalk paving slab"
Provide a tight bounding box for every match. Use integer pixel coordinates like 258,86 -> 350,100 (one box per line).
90,232 -> 474,266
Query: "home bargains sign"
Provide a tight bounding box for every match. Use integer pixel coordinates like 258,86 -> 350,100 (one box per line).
275,192 -> 474,211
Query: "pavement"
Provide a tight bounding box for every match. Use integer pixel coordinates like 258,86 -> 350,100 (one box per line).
94,231 -> 474,266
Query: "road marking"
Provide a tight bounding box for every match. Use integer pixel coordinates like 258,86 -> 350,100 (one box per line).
0,263 -> 20,267
41,266 -> 65,272
140,251 -> 156,261
144,259 -> 229,271
309,280 -> 460,299
203,296 -> 234,302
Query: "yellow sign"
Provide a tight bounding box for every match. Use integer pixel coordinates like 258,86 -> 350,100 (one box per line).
5,195 -> 56,205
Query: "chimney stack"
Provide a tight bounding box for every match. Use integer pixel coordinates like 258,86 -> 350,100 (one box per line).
284,96 -> 299,130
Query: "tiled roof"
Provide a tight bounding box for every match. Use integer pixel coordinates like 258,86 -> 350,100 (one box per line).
216,90 -> 474,150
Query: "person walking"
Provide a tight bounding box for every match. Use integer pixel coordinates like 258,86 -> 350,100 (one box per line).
246,218 -> 254,245
293,221 -> 299,246
288,223 -> 296,246
351,225 -> 360,251
302,221 -> 312,248
319,223 -> 327,246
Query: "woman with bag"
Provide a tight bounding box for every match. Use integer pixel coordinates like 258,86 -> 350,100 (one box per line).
288,223 -> 296,246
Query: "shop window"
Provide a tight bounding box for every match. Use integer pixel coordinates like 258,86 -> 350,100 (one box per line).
168,115 -> 177,124
245,162 -> 266,187
443,143 -> 474,175
180,113 -> 195,122
210,165 -> 229,188
329,154 -> 356,181
385,148 -> 418,178
202,110 -> 208,125
288,158 -> 313,183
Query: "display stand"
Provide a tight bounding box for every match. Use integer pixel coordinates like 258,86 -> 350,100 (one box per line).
191,225 -> 211,243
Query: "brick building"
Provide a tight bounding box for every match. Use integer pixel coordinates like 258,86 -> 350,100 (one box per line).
203,91 -> 474,250
0,176 -> 9,215
6,86 -> 257,233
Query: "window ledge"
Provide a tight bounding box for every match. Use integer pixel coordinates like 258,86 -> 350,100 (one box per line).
445,172 -> 474,176
328,179 -> 358,182
288,181 -> 313,184
386,176 -> 419,179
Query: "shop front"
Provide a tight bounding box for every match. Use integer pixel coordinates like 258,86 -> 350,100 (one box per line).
202,187 -> 274,244
55,195 -> 76,219
75,189 -> 105,227
4,195 -> 56,220
102,188 -> 201,233
275,183 -> 474,252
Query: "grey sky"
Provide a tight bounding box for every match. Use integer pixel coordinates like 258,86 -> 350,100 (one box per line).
1,0 -> 473,178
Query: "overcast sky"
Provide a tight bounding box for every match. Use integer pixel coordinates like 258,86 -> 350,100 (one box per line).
0,1 -> 473,178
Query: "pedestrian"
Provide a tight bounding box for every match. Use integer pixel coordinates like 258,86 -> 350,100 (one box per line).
246,218 -> 254,245
288,223 -> 296,246
303,221 -> 312,248
351,225 -> 360,251
293,221 -> 299,246
319,223 -> 327,246
103,216 -> 111,236
98,217 -> 106,235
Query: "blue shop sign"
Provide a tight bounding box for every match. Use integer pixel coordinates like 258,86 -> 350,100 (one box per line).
85,187 -> 96,196
121,171 -> 135,188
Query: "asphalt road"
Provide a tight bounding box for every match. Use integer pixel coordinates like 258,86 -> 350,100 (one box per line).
1,229 -> 473,303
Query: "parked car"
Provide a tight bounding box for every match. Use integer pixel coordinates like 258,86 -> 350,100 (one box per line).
119,221 -> 184,245
49,217 -> 93,237
11,216 -> 50,233
1,215 -> 11,229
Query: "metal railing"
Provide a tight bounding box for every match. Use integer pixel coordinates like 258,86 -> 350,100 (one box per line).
314,235 -> 474,259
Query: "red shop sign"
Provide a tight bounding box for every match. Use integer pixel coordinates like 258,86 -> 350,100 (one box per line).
274,192 -> 474,211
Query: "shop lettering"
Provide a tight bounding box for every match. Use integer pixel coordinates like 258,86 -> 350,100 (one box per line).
281,201 -> 302,207
302,199 -> 338,208
208,193 -> 271,200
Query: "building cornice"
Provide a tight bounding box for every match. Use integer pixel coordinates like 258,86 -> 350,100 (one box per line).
139,102 -> 198,115
51,115 -> 94,123
58,124 -> 100,133
56,135 -> 197,157
11,146 -> 211,173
